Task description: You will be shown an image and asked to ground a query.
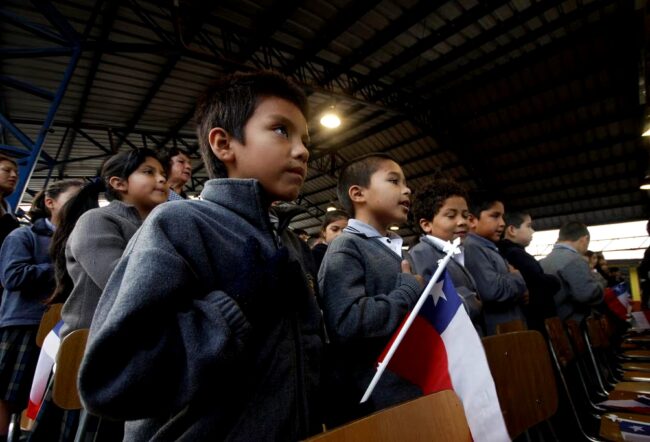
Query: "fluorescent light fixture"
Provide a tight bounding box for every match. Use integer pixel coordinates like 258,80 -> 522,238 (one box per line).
389,225 -> 400,231
401,245 -> 409,250
643,128 -> 650,137
641,175 -> 650,190
320,112 -> 341,129
326,206 -> 337,212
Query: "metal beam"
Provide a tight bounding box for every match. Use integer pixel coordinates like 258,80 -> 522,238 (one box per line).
283,0 -> 383,75
56,0 -> 115,178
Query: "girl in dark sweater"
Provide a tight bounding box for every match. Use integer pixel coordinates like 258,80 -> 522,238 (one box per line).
0,179 -> 82,440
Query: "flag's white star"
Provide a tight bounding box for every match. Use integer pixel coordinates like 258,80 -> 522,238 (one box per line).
431,282 -> 447,306
631,425 -> 645,432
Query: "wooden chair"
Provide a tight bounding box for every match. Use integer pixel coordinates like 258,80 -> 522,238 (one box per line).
35,303 -> 62,347
494,319 -> 527,334
52,329 -> 88,410
481,330 -> 557,439
305,390 -> 471,442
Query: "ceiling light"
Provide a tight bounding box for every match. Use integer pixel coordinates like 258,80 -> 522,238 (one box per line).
326,206 -> 337,212
389,225 -> 400,231
641,175 -> 650,190
320,112 -> 341,129
643,128 -> 650,137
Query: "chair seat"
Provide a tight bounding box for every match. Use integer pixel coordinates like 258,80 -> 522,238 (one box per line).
611,382 -> 650,397
622,371 -> 650,382
621,350 -> 650,360
622,362 -> 650,372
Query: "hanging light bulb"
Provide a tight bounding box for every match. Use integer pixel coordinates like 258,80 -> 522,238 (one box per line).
320,106 -> 341,128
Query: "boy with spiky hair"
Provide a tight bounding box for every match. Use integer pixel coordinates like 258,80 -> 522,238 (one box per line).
498,211 -> 560,333
79,71 -> 324,441
319,153 -> 423,426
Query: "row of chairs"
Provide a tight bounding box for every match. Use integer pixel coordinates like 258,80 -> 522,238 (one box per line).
310,315 -> 650,441
25,305 -> 650,441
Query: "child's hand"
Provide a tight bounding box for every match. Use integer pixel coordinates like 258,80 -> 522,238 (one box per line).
401,260 -> 424,287
507,264 -> 521,275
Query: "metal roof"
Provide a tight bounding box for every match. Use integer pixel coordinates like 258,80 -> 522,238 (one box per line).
1,0 -> 649,244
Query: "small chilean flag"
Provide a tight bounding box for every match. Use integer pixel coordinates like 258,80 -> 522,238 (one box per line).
378,271 -> 509,442
26,321 -> 62,419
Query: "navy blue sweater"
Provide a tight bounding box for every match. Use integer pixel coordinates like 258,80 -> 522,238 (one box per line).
0,218 -> 54,327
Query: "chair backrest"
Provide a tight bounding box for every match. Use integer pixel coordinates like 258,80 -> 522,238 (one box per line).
52,328 -> 89,410
35,303 -> 62,348
495,319 -> 527,334
564,319 -> 587,356
584,316 -> 605,349
545,317 -> 575,368
482,330 -> 558,439
306,390 -> 471,442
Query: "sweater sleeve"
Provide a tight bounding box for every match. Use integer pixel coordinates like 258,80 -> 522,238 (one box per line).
68,211 -> 130,291
465,244 -> 527,303
78,217 -> 251,420
318,243 -> 421,342
507,248 -> 561,295
0,228 -> 52,293
558,258 -> 604,305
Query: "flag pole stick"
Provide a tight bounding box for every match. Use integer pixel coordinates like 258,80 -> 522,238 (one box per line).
360,237 -> 461,403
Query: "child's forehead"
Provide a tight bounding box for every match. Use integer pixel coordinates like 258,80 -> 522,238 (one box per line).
371,159 -> 403,176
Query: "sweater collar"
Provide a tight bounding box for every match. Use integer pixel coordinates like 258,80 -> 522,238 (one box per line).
200,179 -> 271,230
106,200 -> 144,225
467,232 -> 499,251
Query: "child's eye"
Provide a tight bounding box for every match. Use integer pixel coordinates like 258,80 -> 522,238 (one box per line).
388,179 -> 399,184
274,126 -> 289,137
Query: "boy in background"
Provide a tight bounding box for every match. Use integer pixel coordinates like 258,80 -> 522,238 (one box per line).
498,211 -> 560,333
319,153 -> 422,426
464,192 -> 528,335
409,178 -> 484,335
78,71 -> 324,441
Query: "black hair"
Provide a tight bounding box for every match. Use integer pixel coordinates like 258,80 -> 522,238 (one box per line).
558,221 -> 589,241
162,147 -> 191,175
336,153 -> 395,216
46,148 -> 161,304
0,154 -> 18,169
28,179 -> 84,221
195,70 -> 308,179
293,228 -> 308,237
412,177 -> 467,231
467,190 -> 504,218
320,209 -> 349,232
503,211 -> 531,229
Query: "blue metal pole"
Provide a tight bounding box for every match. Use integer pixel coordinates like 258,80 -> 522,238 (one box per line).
7,44 -> 82,208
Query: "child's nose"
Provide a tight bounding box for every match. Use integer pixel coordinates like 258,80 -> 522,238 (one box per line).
294,141 -> 309,162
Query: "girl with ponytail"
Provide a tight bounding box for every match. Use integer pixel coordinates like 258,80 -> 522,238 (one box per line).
0,179 -> 82,437
57,148 -> 168,339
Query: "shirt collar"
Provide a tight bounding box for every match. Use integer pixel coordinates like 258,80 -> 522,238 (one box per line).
467,232 -> 499,251
345,219 -> 403,257
554,243 -> 578,254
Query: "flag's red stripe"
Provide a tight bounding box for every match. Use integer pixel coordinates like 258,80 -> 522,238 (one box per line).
384,316 -> 452,393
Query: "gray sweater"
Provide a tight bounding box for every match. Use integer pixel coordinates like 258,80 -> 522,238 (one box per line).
60,200 -> 142,338
463,233 -> 527,335
540,243 -> 604,322
78,179 -> 323,441
318,230 -> 422,425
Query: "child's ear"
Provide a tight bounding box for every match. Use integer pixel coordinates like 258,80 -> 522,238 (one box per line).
108,176 -> 128,194
505,225 -> 515,237
348,185 -> 365,204
209,127 -> 235,164
419,218 -> 433,234
44,196 -> 55,212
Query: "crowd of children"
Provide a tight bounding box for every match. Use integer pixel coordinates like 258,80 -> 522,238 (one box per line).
0,70 -> 625,441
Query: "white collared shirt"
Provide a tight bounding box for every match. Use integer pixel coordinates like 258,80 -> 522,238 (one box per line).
345,219 -> 403,257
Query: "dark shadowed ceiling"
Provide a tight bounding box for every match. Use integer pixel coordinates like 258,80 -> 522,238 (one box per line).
1,0 -> 649,242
